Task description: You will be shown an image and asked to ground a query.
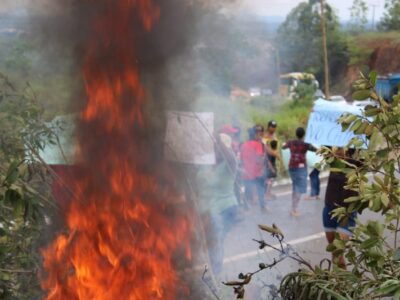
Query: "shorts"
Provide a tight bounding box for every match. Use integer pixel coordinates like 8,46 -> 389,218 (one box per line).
266,167 -> 277,179
323,205 -> 357,236
289,167 -> 307,194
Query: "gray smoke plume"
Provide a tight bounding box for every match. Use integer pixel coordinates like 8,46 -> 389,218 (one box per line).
28,1 -> 241,299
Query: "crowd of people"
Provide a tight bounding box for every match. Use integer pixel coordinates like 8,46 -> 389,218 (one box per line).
200,120 -> 359,275
222,121 -> 318,217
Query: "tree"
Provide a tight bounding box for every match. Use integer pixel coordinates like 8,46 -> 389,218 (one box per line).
349,0 -> 369,33
224,70 -> 400,299
0,74 -> 58,299
277,1 -> 349,87
379,0 -> 400,31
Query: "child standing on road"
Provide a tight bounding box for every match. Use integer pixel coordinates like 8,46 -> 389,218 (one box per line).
265,140 -> 278,203
282,127 -> 316,217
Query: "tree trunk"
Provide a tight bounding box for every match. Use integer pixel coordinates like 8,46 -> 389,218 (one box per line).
320,0 -> 330,98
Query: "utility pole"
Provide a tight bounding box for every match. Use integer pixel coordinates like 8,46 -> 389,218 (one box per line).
371,4 -> 377,30
320,0 -> 330,98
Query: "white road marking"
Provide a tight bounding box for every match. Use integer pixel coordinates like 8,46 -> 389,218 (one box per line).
222,232 -> 326,265
185,231 -> 327,273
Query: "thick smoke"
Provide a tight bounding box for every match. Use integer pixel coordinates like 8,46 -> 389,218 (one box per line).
30,1 -> 238,299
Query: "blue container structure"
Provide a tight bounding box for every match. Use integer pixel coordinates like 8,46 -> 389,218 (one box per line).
376,73 -> 400,102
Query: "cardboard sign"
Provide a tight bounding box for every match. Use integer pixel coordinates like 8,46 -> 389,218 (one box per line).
164,111 -> 216,165
305,99 -> 364,147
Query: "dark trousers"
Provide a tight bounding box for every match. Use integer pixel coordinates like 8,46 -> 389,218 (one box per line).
243,177 -> 266,209
310,168 -> 320,197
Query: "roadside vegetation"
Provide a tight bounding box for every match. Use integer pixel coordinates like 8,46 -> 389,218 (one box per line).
0,75 -> 56,299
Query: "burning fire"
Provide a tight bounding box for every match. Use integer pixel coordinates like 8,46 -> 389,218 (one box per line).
41,1 -> 191,299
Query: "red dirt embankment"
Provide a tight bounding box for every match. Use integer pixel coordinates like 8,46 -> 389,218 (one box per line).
340,36 -> 400,97
369,43 -> 400,74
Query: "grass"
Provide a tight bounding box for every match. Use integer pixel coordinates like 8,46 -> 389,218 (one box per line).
347,31 -> 400,66
355,31 -> 400,43
248,92 -> 313,139
190,93 -> 313,143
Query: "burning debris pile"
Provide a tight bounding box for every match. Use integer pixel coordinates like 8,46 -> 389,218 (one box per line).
39,1 -> 196,299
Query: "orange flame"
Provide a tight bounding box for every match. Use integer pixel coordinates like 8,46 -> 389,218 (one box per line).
41,1 -> 191,299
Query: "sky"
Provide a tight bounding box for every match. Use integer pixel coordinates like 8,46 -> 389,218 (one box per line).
238,0 -> 385,21
0,0 -> 386,22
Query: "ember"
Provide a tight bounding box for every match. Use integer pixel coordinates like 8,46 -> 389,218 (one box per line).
41,1 -> 191,299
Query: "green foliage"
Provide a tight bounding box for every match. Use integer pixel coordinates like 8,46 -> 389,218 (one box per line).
349,0 -> 369,33
347,38 -> 374,66
251,86 -> 314,140
277,1 -> 349,85
379,0 -> 400,31
0,34 -> 77,120
0,75 -> 57,299
293,82 -> 317,103
280,70 -> 400,299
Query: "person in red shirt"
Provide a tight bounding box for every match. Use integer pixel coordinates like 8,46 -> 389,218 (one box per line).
282,127 -> 316,217
240,125 -> 267,212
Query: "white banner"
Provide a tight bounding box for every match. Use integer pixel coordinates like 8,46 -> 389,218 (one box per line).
305,99 -> 364,147
164,111 -> 216,165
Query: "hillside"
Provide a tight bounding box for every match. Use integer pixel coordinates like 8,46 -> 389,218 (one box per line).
335,31 -> 400,96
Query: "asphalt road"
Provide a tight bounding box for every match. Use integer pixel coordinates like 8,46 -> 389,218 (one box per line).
197,182 -> 384,300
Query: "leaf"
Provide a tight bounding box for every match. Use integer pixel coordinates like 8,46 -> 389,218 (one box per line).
364,124 -> 374,136
343,114 -> 358,124
329,168 -> 344,173
378,279 -> 400,295
341,122 -> 351,132
351,138 -> 364,148
326,243 -> 336,252
344,196 -> 360,203
350,119 -> 363,132
332,239 -> 346,250
364,107 -> 381,117
395,288 -> 400,300
352,89 -> 371,101
355,122 -> 369,135
368,221 -> 384,236
5,161 -> 19,185
369,70 -> 378,85
381,194 -> 390,207
360,238 -> 379,249
376,149 -> 389,159
374,175 -> 385,187
318,286 -> 348,300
